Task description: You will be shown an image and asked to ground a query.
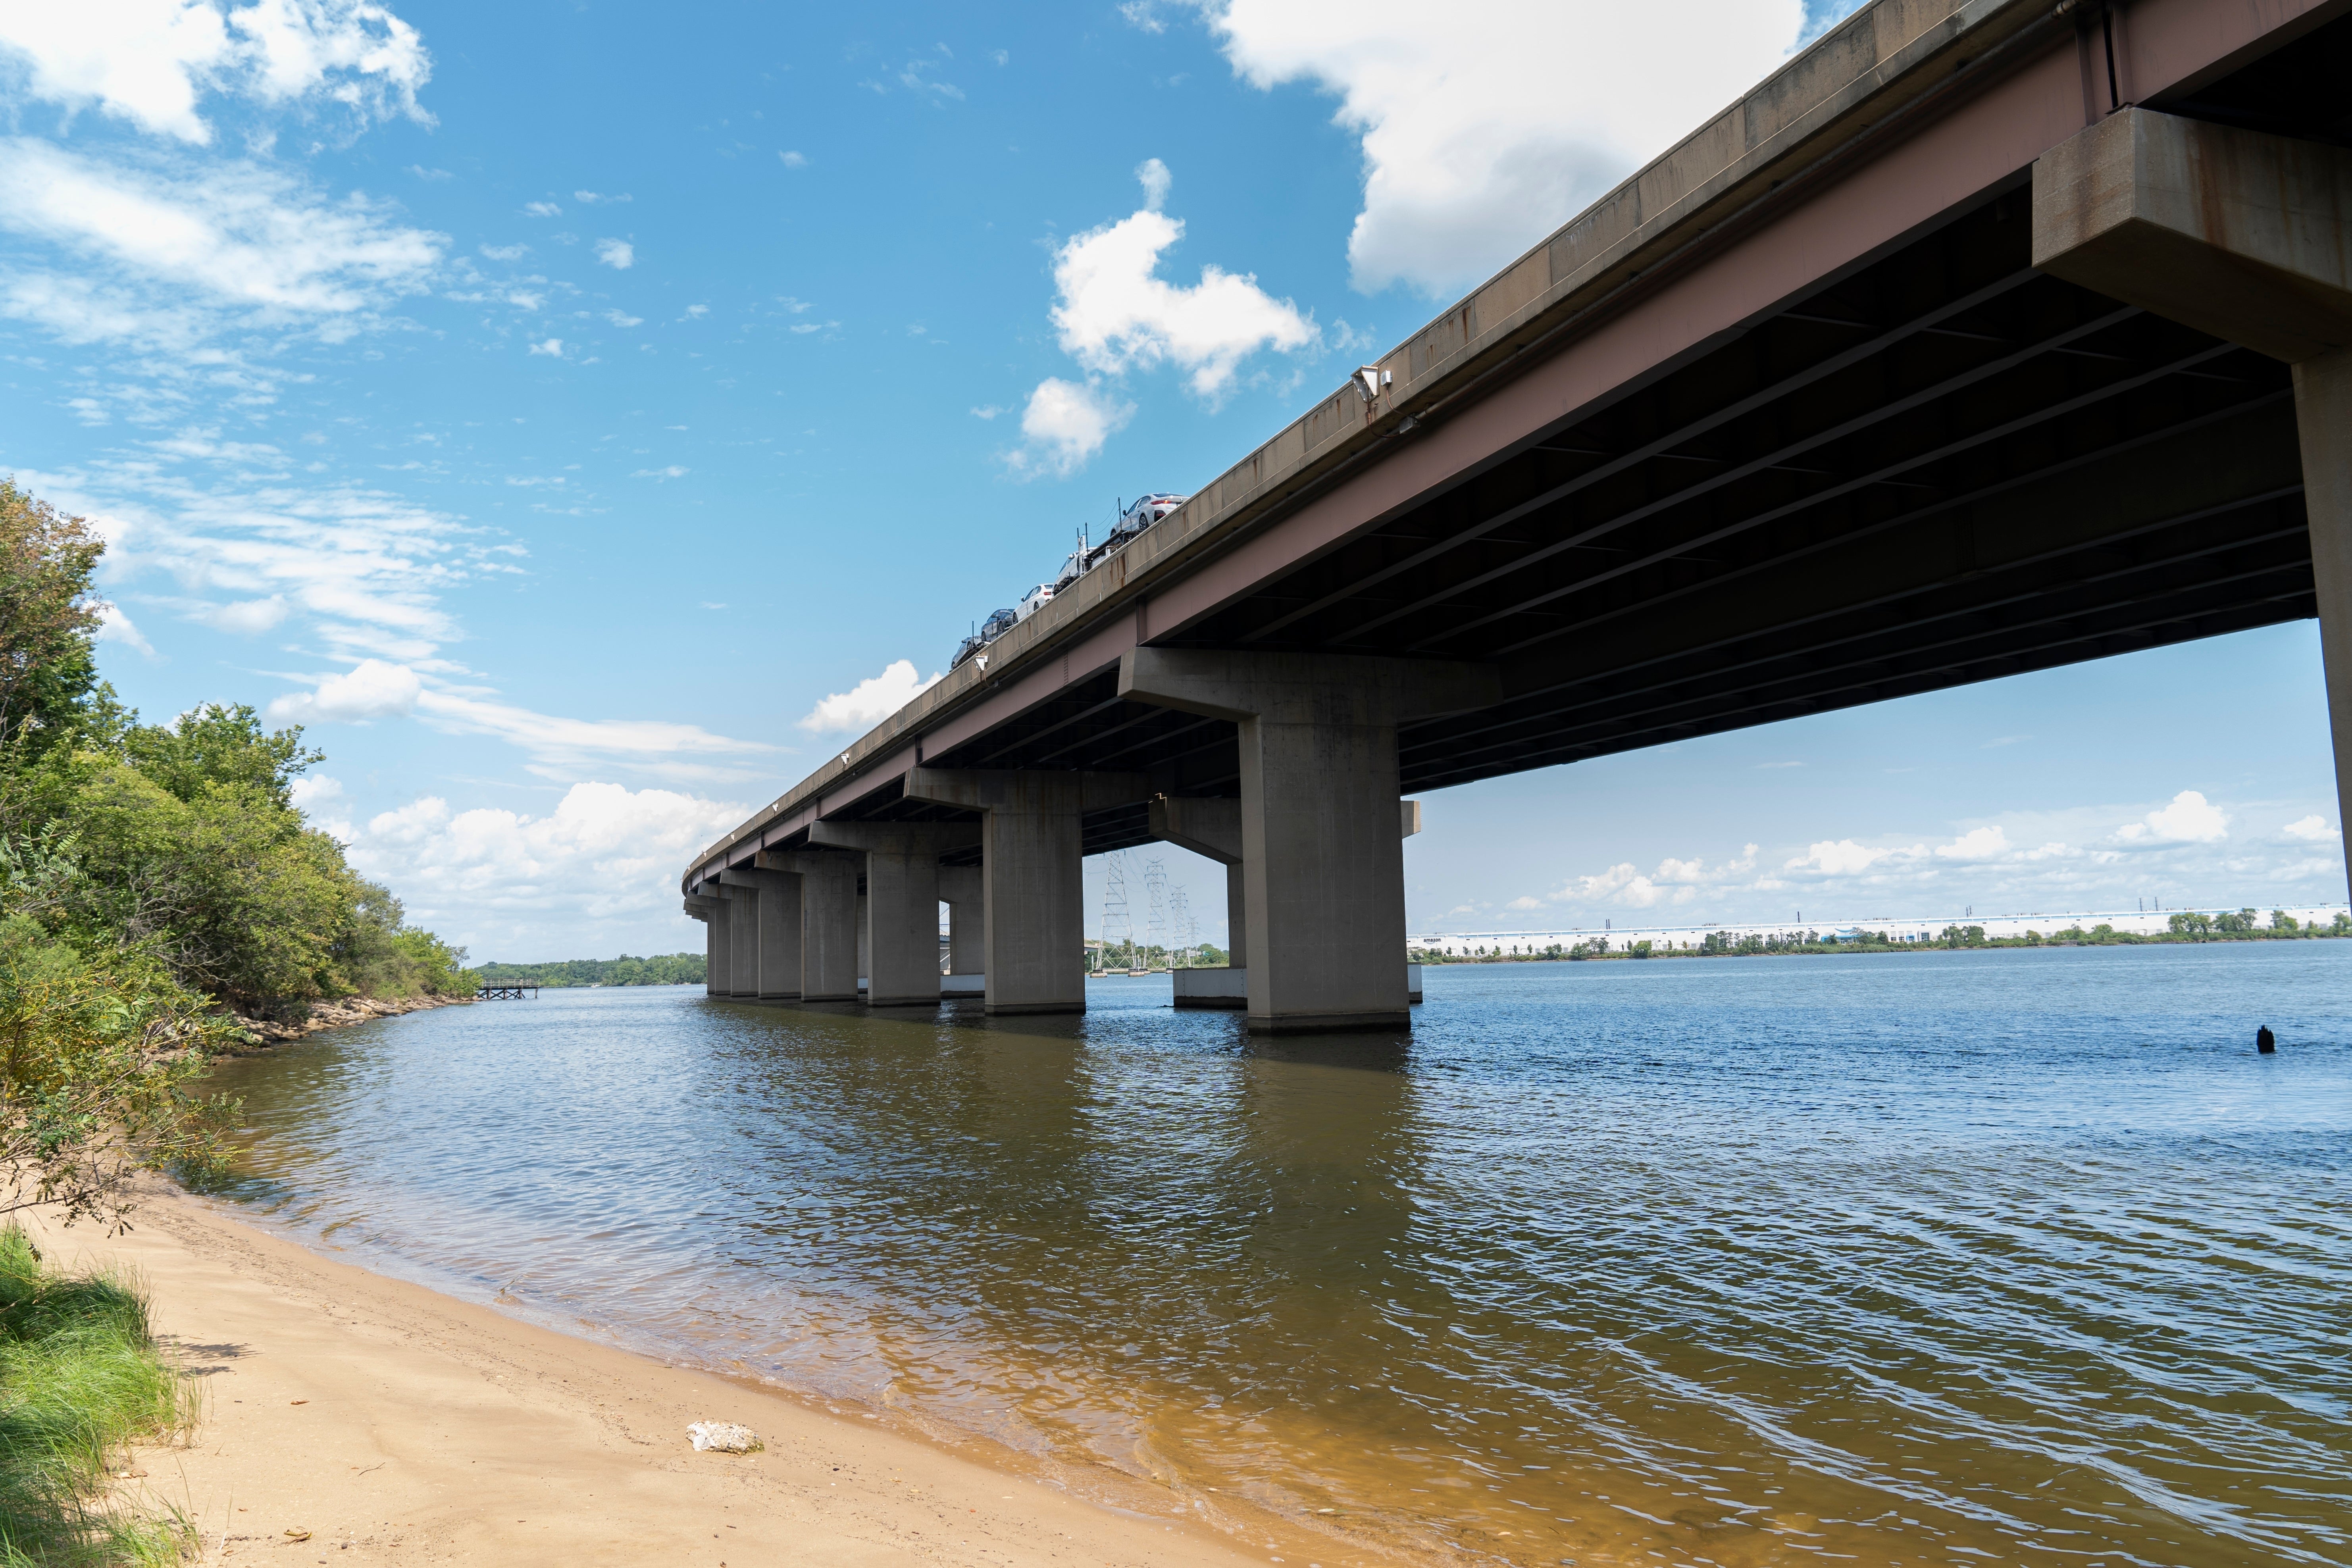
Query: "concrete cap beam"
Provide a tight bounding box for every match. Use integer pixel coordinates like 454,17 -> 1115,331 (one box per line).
1117,648 -> 1501,725
903,767 -> 1154,814
805,820 -> 982,854
2033,107 -> 2352,363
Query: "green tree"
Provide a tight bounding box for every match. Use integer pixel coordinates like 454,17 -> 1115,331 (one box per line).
0,480 -> 106,765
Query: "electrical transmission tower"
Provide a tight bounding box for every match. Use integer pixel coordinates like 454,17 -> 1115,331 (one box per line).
1143,857 -> 1169,970
1102,852 -> 1132,971
1170,885 -> 1196,968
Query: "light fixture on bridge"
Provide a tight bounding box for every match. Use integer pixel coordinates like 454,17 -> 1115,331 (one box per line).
1352,365 -> 1389,402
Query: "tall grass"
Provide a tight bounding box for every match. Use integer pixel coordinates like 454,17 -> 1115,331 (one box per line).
0,1228 -> 193,1566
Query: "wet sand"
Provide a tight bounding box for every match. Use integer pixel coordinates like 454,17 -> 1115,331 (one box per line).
29,1193 -> 1382,1568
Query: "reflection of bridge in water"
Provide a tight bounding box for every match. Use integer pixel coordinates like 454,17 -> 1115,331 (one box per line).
687,0 -> 2352,1034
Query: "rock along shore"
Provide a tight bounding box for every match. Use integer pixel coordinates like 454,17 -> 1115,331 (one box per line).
227,991 -> 475,1049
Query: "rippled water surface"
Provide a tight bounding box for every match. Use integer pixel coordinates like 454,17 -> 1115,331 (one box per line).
204,945 -> 2352,1566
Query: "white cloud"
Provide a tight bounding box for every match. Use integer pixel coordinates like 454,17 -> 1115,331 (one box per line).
778,150 -> 806,168
1189,0 -> 1807,295
0,0 -> 432,146
479,241 -> 526,261
1006,377 -> 1132,478
192,592 -> 287,632
601,307 -> 641,327
348,781 -> 747,938
2115,790 -> 2229,845
268,654 -> 420,721
33,442 -> 483,665
2284,815 -> 2340,843
573,190 -> 629,204
798,658 -> 939,734
1934,825 -> 2009,861
265,658 -> 773,781
527,336 -> 562,356
0,138 -> 444,335
632,465 -> 686,480
96,602 -> 155,654
593,237 -> 632,269
522,200 -> 559,217
1044,160 -> 1316,402
1786,839 -> 1905,877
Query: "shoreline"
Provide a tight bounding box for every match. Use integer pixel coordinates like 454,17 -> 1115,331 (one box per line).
27,1189 -> 1395,1568
226,992 -> 475,1050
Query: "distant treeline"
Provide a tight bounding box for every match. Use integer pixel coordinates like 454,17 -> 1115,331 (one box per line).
475,954 -> 706,987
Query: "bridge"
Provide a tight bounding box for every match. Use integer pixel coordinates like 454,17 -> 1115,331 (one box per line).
685,0 -> 2352,1033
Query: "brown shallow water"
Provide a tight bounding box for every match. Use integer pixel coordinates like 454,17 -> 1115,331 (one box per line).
204,945 -> 2352,1566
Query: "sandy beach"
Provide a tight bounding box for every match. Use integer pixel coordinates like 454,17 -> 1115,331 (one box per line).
27,1192 -> 1381,1568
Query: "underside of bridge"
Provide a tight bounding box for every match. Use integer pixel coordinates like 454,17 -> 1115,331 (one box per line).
770,10 -> 2352,866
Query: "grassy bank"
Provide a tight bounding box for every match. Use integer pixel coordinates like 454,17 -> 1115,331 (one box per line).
0,1227 -> 190,1567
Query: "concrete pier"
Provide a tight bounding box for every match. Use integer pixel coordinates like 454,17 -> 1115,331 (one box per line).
904,769 -> 1151,1015
683,895 -> 721,995
938,865 -> 984,978
808,822 -> 979,1007
723,867 -> 802,999
762,849 -> 861,1002
1118,650 -> 1496,1033
2034,108 -> 2352,891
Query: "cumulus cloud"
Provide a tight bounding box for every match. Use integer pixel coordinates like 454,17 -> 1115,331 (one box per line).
1006,377 -> 1133,478
1933,825 -> 2009,861
527,336 -> 562,356
798,658 -> 939,734
2115,790 -> 2229,845
2284,815 -> 2340,843
0,0 -> 433,145
267,655 -> 420,721
1045,159 -> 1316,402
1178,0 -> 1810,296
522,200 -> 559,217
592,237 -> 632,269
778,150 -> 807,168
1785,839 -> 1905,877
348,781 -> 747,942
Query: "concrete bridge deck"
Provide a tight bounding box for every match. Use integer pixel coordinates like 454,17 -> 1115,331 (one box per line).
684,0 -> 2352,1031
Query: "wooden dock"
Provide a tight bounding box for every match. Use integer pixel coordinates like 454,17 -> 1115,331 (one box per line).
478,983 -> 540,1000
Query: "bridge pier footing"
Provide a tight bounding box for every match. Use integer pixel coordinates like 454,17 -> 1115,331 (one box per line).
764,850 -> 861,1002
2034,106 -> 2352,892
1119,650 -> 1494,1033
904,769 -> 1151,1014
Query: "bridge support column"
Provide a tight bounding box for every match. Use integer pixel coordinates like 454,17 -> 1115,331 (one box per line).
762,850 -> 860,1002
1118,650 -> 1495,1033
904,770 -> 1152,1015
684,895 -> 721,995
724,868 -> 802,999
2034,107 -> 2352,892
1152,795 -> 1423,1001
721,883 -> 760,997
1151,797 -> 1248,975
938,866 -> 984,977
807,823 -> 979,1007
701,885 -> 733,997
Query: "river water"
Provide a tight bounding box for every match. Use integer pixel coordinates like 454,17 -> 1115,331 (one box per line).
200,944 -> 2352,1567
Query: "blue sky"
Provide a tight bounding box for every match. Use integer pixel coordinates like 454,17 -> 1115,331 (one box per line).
1,0 -> 2341,963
